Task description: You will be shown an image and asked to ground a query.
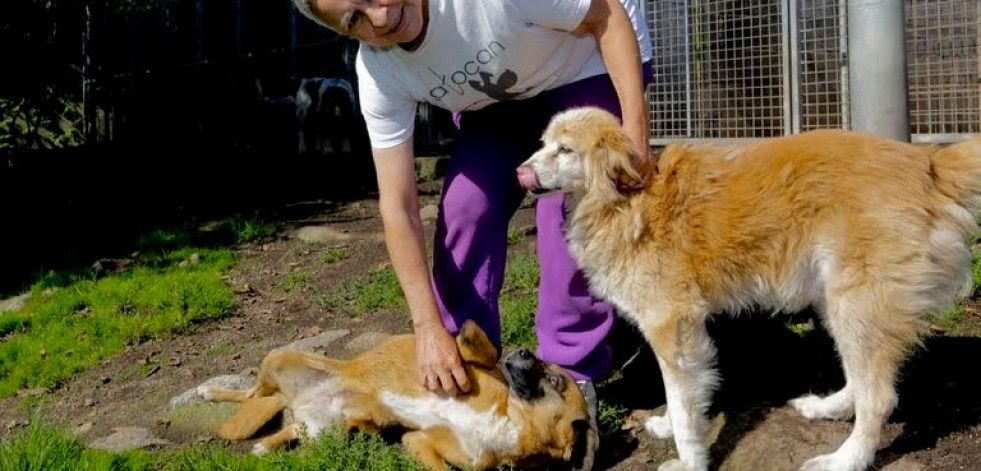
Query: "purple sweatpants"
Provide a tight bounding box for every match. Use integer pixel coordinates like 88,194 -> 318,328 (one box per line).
432,65 -> 653,381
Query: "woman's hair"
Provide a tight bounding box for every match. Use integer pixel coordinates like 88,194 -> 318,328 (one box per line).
292,0 -> 334,30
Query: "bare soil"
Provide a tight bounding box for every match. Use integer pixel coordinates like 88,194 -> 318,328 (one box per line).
1,178 -> 980,470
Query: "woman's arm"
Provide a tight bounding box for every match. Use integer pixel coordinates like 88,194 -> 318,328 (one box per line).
372,139 -> 471,395
575,0 -> 653,184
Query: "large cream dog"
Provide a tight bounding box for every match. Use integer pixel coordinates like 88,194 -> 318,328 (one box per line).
198,320 -> 596,471
516,107 -> 981,471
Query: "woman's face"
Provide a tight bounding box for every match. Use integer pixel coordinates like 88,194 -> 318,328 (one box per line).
311,0 -> 426,49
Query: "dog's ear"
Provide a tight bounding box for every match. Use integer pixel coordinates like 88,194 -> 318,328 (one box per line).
565,418 -> 599,471
586,123 -> 646,200
456,320 -> 499,368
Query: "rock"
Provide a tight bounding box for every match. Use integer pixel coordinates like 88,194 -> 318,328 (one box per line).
72,422 -> 93,436
164,402 -> 243,439
275,329 -> 350,353
89,427 -> 170,452
293,225 -> 351,244
305,325 -> 324,336
345,332 -> 393,354
0,293 -> 30,313
420,204 -> 439,222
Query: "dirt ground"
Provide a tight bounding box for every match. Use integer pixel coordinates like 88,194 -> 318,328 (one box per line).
1,177 -> 981,470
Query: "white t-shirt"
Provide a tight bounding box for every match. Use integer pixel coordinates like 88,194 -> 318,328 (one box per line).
356,0 -> 652,148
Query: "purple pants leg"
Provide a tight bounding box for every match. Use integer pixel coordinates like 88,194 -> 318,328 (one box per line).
433,65 -> 653,381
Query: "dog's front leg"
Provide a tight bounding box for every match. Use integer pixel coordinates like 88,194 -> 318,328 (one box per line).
642,314 -> 718,471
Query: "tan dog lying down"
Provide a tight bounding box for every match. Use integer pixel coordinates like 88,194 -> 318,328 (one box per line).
198,320 -> 596,471
517,107 -> 981,471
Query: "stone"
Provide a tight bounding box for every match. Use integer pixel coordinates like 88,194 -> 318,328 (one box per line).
275,329 -> 350,353
420,204 -> 439,222
293,225 -> 351,244
0,293 -> 30,313
345,332 -> 393,354
89,427 -> 170,452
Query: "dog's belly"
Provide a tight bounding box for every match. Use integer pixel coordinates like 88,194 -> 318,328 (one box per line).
290,378 -> 347,437
586,244 -> 828,320
379,391 -> 519,465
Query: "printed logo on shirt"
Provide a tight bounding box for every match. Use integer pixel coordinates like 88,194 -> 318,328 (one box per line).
427,40 -> 530,102
469,70 -> 527,101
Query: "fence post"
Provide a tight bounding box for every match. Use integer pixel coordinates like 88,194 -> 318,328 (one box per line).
289,2 -> 298,82
195,0 -> 205,134
82,0 -> 94,143
847,0 -> 909,141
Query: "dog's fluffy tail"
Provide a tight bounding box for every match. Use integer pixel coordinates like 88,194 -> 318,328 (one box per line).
217,396 -> 286,441
931,135 -> 981,211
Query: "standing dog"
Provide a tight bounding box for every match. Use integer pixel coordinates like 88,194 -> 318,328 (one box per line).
198,320 -> 596,471
517,107 -> 981,471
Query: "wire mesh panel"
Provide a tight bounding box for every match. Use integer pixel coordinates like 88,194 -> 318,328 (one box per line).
647,0 -> 787,142
796,0 -> 848,131
647,0 -> 691,139
906,0 -> 980,142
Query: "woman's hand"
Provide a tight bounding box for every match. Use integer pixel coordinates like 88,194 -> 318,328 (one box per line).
621,117 -> 655,191
414,320 -> 471,395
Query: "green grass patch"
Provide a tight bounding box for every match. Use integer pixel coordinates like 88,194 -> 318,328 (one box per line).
0,223 -> 243,399
597,399 -> 629,431
506,227 -> 526,246
500,251 -> 539,349
135,217 -> 276,255
971,244 -> 981,293
320,246 -> 349,265
279,271 -> 310,293
315,265 -> 406,315
0,421 -> 425,471
0,311 -> 31,337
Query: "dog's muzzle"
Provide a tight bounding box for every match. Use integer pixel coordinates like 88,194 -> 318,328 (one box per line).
516,166 -> 550,195
504,348 -> 547,401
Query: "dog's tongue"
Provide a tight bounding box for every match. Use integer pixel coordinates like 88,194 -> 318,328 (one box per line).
516,166 -> 540,191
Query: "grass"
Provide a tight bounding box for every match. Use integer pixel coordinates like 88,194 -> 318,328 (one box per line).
320,246 -> 349,265
0,219 -> 274,399
500,251 -> 539,349
314,265 -> 406,315
597,399 -> 630,430
0,421 -> 425,471
506,227 -> 527,246
279,270 -> 311,293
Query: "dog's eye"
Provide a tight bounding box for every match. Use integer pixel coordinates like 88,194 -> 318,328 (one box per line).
557,144 -> 572,154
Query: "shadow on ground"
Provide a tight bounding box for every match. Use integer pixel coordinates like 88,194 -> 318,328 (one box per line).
595,314 -> 981,470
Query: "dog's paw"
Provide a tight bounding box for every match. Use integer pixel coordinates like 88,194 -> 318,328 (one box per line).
657,459 -> 696,471
644,413 -> 674,439
252,443 -> 270,455
789,394 -> 853,421
800,452 -> 869,471
196,385 -> 215,401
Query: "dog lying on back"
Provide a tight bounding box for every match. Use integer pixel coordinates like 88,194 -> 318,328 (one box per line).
198,320 -> 596,471
517,107 -> 981,471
